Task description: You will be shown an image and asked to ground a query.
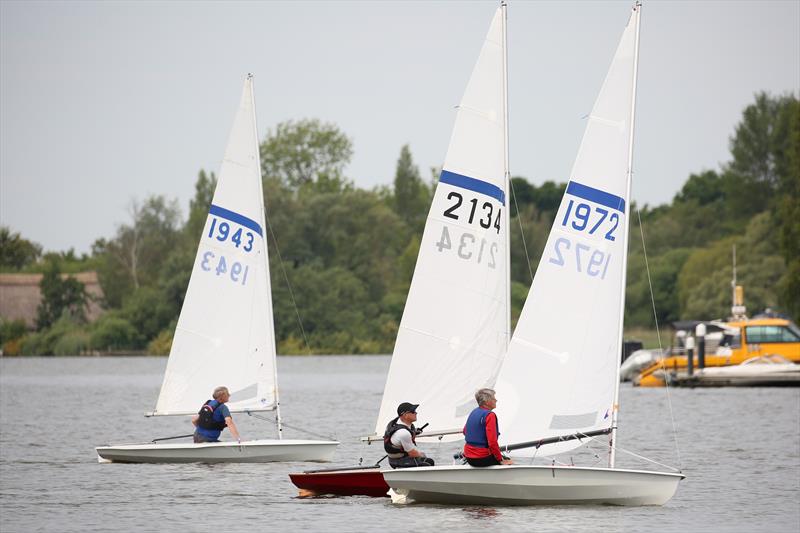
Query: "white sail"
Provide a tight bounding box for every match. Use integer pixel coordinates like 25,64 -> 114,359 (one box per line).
495,8 -> 640,456
154,75 -> 276,416
375,7 -> 509,437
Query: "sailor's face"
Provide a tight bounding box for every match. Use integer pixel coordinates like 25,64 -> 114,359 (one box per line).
487,396 -> 497,409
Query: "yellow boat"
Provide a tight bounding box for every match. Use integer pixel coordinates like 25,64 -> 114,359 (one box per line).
635,316 -> 800,387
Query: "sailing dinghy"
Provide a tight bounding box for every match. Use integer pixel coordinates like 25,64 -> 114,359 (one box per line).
96,75 -> 338,463
290,4 -> 511,495
384,2 -> 685,505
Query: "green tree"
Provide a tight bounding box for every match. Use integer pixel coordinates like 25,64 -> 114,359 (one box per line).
674,170 -> 725,206
774,97 -> 800,321
0,227 -> 42,270
392,145 -> 430,231
260,119 -> 353,189
95,195 -> 182,307
90,314 -> 139,352
185,170 -> 217,239
35,258 -> 88,330
725,92 -> 798,217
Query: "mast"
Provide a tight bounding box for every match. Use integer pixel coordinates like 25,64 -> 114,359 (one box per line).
501,0 -> 511,346
609,1 -> 641,468
250,73 -> 283,439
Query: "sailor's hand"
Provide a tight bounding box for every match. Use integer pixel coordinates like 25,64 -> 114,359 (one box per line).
501,458 -> 514,465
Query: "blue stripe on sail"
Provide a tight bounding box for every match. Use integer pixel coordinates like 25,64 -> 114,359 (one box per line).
566,181 -> 626,213
209,204 -> 263,236
440,170 -> 505,204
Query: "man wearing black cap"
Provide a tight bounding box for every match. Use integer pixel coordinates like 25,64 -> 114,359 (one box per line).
383,402 -> 435,469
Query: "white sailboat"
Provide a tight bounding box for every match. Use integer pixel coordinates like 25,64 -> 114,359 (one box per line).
384,2 -> 685,505
290,4 -> 511,495
96,75 -> 338,463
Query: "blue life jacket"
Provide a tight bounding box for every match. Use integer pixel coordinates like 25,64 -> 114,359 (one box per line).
464,407 -> 499,448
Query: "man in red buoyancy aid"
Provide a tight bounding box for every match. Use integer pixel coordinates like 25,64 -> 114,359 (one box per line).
463,388 -> 514,467
383,402 -> 435,469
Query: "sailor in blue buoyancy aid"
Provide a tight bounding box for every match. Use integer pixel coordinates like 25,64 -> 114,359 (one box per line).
463,388 -> 513,466
192,386 -> 242,443
383,402 -> 435,468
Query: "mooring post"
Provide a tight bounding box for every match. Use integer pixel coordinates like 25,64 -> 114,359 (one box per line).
686,335 -> 695,376
696,323 -> 706,370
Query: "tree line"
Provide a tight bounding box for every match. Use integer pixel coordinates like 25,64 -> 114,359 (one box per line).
1,92 -> 797,355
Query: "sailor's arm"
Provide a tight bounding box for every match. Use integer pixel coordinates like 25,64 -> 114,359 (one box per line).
225,417 -> 241,442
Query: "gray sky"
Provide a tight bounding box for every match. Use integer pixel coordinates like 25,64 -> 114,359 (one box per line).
1,0 -> 798,254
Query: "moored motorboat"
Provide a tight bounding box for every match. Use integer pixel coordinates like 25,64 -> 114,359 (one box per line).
670,354 -> 800,387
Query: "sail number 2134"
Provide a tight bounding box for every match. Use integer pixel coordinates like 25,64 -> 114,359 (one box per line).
436,225 -> 498,269
443,192 -> 501,234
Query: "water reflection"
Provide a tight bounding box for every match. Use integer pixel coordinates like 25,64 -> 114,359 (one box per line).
463,507 -> 499,520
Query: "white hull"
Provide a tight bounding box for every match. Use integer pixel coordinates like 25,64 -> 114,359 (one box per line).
96,439 -> 338,464
383,464 -> 684,506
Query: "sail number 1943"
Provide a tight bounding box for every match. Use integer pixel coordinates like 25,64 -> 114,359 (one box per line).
201,251 -> 249,286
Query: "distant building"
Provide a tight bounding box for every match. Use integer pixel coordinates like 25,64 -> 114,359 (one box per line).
0,271 -> 105,328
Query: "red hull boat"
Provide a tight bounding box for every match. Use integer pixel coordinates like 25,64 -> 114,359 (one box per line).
289,465 -> 389,497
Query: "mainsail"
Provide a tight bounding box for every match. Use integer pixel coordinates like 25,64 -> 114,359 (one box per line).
495,6 -> 640,456
153,75 -> 277,416
375,7 -> 510,437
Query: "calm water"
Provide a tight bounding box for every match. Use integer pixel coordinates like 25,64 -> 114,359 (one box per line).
1,356 -> 798,532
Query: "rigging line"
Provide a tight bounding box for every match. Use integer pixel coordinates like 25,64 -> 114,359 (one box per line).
575,433 -> 681,473
263,205 -> 312,354
508,176 -> 535,283
609,444 -> 683,473
636,208 -> 683,471
246,412 -> 335,441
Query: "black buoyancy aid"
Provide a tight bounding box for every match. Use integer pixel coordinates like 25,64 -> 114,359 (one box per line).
197,400 -> 227,431
383,417 -> 416,456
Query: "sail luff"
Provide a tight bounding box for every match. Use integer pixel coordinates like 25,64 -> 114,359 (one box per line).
501,0 -> 511,347
610,2 -> 642,468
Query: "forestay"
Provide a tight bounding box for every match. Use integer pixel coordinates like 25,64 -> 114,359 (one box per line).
375,7 -> 509,437
494,9 -> 639,456
153,76 -> 276,416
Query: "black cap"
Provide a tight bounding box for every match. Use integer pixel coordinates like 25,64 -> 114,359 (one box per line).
397,402 -> 419,416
